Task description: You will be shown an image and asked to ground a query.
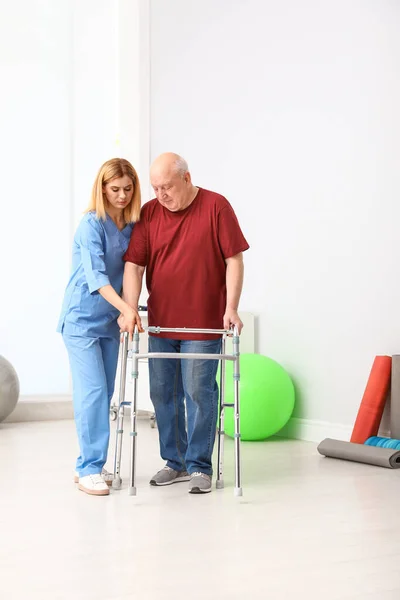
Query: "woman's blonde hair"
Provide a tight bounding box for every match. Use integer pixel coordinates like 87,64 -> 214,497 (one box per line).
86,158 -> 141,223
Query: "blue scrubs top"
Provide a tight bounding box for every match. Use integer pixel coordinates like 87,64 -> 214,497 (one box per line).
57,211 -> 134,338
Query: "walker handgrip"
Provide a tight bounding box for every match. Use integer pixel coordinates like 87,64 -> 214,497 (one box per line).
147,326 -> 161,334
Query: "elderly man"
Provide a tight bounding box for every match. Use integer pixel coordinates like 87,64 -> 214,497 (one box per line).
121,153 -> 249,493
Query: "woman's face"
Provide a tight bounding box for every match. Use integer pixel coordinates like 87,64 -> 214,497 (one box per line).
103,175 -> 134,211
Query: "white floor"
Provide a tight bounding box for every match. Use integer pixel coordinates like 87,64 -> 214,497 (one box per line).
1,419 -> 400,600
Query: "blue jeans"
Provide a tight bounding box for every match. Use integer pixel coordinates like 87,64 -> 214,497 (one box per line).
148,336 -> 222,476
63,333 -> 119,476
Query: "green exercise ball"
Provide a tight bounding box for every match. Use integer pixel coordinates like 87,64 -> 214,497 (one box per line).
220,353 -> 295,441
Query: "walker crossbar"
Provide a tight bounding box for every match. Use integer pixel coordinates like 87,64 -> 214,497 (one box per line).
147,326 -> 233,335
132,353 -> 236,361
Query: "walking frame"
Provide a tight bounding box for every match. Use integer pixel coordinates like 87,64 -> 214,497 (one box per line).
112,325 -> 243,497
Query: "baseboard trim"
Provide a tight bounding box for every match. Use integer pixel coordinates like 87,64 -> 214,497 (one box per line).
4,397 -> 74,423
275,418 -> 352,443
3,396 -> 153,424
276,417 -> 390,443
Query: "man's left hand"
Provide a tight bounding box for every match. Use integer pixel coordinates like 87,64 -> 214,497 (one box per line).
223,309 -> 243,334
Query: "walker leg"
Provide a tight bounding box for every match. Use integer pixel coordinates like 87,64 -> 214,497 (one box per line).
216,334 -> 227,490
109,340 -> 122,421
233,331 -> 242,497
112,333 -> 128,490
129,329 -> 139,496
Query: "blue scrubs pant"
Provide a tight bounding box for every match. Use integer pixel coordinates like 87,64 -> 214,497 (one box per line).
62,333 -> 119,477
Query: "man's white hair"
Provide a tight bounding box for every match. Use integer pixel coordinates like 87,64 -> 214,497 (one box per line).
172,155 -> 189,176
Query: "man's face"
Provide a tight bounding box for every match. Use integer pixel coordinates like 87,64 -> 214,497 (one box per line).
151,170 -> 191,212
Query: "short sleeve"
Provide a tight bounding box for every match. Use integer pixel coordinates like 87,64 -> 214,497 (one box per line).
217,203 -> 249,259
123,218 -> 148,266
78,216 -> 111,293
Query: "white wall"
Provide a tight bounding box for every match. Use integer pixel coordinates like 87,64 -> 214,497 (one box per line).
150,0 -> 400,428
0,1 -> 148,399
0,1 -> 72,395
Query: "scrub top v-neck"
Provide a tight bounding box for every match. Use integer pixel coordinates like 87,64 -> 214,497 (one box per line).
57,211 -> 134,338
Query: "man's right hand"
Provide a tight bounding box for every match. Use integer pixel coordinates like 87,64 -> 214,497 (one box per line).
118,307 -> 144,339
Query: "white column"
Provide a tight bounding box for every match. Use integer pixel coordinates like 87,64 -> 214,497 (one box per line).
72,0 -> 120,226
116,0 -> 151,199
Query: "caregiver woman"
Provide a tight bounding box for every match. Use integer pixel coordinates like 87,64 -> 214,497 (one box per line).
57,158 -> 143,496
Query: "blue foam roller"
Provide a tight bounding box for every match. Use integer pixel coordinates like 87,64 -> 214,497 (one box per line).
365,437 -> 378,446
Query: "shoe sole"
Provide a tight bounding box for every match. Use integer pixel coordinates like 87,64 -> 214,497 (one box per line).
150,475 -> 191,486
74,475 -> 113,486
78,484 -> 110,496
188,486 -> 212,494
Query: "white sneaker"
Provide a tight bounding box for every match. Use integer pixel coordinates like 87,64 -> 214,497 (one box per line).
74,468 -> 113,486
78,474 -> 110,496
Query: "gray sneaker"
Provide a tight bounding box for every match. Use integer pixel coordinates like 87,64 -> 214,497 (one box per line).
150,466 -> 190,486
188,472 -> 212,494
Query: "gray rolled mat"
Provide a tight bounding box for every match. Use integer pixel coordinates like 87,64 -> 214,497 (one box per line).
317,438 -> 400,469
391,355 -> 400,438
